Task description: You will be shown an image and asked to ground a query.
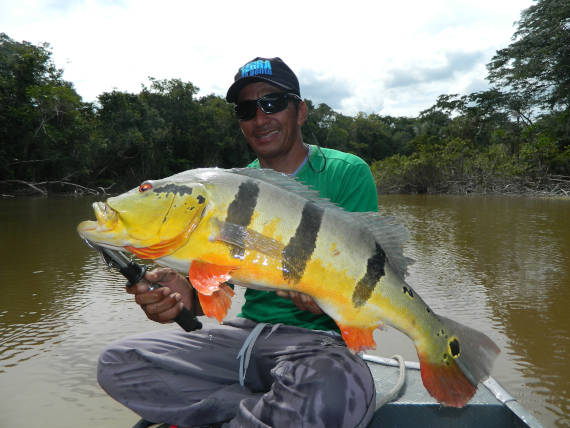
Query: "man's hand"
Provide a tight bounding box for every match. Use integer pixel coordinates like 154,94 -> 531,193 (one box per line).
127,267 -> 199,323
276,290 -> 323,314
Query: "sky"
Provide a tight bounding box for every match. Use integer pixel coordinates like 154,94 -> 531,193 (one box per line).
1,0 -> 534,117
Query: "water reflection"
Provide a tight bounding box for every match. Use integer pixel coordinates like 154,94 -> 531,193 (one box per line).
0,195 -> 568,427
379,195 -> 570,427
1,197 -> 93,373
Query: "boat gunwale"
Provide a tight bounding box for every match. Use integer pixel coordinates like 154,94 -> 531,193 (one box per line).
361,353 -> 544,428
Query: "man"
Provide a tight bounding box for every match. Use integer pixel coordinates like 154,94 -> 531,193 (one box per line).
98,57 -> 379,428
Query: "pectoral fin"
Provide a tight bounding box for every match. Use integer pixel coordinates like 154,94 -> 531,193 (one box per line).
197,284 -> 235,323
188,260 -> 236,323
188,260 -> 236,295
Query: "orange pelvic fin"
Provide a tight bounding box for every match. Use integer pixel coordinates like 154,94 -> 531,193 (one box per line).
188,260 -> 236,295
337,324 -> 377,352
418,352 -> 477,407
197,284 -> 235,323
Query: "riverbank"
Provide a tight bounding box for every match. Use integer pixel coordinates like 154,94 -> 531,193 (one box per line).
374,175 -> 570,199
0,179 -> 115,198
2,176 -> 569,199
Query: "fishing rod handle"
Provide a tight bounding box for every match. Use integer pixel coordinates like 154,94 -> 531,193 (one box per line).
124,262 -> 202,333
141,279 -> 202,332
172,305 -> 203,332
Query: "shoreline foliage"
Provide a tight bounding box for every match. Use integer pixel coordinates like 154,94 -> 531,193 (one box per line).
1,0 -> 569,197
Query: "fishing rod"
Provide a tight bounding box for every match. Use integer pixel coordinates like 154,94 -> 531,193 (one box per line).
85,240 -> 202,332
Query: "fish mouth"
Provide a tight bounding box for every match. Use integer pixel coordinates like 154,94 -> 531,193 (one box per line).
93,201 -> 118,230
77,202 -> 119,241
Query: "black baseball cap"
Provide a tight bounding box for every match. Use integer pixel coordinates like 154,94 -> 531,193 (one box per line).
226,57 -> 300,103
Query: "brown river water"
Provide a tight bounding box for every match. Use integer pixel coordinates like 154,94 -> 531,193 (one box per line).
0,194 -> 568,427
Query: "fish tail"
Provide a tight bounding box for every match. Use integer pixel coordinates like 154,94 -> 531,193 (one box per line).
418,353 -> 477,407
417,316 -> 500,407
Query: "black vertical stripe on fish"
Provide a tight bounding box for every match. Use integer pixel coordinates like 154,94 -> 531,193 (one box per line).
352,243 -> 386,307
282,201 -> 324,283
225,180 -> 259,258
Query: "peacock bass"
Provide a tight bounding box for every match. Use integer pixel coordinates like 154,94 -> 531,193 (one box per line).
77,167 -> 500,408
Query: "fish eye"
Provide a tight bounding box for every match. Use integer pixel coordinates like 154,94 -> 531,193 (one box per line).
139,182 -> 153,192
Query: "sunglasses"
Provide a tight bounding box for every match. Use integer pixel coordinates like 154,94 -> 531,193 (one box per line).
235,92 -> 301,121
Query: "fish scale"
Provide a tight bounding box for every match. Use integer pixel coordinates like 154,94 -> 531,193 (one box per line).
77,167 -> 500,408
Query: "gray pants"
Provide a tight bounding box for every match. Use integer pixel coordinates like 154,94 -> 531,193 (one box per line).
97,318 -> 376,428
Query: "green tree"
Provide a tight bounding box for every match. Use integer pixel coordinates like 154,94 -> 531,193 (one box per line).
140,78 -> 199,173
303,101 -> 347,151
0,33 -> 92,182
93,79 -> 249,188
195,94 -> 251,168
381,115 -> 420,156
94,89 -> 167,185
351,113 -> 395,162
487,0 -> 570,114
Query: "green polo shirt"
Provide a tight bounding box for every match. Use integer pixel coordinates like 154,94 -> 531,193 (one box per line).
239,145 -> 379,331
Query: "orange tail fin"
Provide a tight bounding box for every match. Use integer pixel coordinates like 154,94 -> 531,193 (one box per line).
418,352 -> 477,407
417,315 -> 500,407
197,285 -> 235,323
337,324 -> 377,352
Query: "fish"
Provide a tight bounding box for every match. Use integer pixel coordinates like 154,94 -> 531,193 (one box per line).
77,167 -> 500,408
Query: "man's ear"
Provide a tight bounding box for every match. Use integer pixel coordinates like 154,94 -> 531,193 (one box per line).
297,101 -> 308,127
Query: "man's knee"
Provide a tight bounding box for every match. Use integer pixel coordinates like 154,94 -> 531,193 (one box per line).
314,352 -> 375,427
97,343 -> 119,391
96,339 -> 135,391
270,349 -> 375,427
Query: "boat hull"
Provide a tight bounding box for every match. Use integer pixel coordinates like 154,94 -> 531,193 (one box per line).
363,354 -> 542,428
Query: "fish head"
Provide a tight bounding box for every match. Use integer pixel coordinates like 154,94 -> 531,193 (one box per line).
77,178 -> 208,258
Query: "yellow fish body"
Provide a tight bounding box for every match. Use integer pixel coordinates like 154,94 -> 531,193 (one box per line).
77,167 -> 500,407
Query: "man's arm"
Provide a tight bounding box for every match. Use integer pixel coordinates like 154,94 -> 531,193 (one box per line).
275,289 -> 324,314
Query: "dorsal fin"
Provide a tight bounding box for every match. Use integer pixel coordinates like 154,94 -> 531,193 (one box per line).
352,212 -> 414,278
229,168 -> 340,210
230,168 -> 414,278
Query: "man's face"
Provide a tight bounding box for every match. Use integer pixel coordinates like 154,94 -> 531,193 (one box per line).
237,82 -> 306,161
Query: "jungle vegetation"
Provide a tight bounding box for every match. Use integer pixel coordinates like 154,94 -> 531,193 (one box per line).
1,0 -> 568,196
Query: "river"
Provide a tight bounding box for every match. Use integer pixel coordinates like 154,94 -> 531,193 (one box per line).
0,194 -> 568,427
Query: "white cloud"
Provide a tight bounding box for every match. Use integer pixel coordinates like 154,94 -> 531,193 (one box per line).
0,0 -> 534,116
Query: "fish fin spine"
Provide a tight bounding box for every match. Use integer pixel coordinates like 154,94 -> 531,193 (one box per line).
196,284 -> 235,323
337,324 -> 377,352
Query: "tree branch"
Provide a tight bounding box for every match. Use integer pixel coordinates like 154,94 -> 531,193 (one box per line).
0,179 -> 109,196
0,180 -> 48,196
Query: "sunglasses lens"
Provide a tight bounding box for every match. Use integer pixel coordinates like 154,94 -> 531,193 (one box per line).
259,94 -> 288,114
235,100 -> 257,121
236,93 -> 294,121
